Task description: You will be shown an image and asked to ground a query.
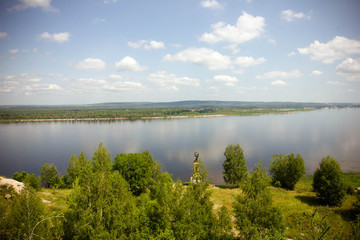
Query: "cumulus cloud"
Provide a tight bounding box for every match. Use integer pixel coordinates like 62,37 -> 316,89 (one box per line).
8,49 -> 19,54
103,81 -> 146,91
256,70 -> 302,79
163,47 -> 232,70
92,18 -> 106,24
297,36 -> 360,64
115,56 -> 148,72
234,56 -> 266,67
0,32 -> 7,39
76,58 -> 106,71
148,71 -> 200,88
281,9 -> 310,22
271,80 -> 287,86
10,0 -> 57,12
201,0 -> 223,9
39,32 -> 70,43
336,58 -> 360,82
0,73 -> 62,94
311,70 -> 323,77
128,40 -> 165,50
327,81 -> 345,86
199,11 -> 265,44
210,75 -> 238,86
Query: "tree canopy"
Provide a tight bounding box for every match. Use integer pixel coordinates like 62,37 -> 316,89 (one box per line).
222,144 -> 248,187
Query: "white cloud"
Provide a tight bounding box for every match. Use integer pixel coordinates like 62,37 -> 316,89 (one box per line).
0,32 -> 7,39
271,80 -> 287,86
108,74 -> 123,81
145,40 -> 165,50
163,47 -> 232,70
327,81 -> 345,86
234,56 -> 266,67
92,18 -> 106,24
201,0 -> 223,9
287,51 -> 296,57
311,70 -> 323,77
103,81 -> 146,91
211,75 -> 238,86
8,49 -> 19,54
11,0 -> 57,12
256,70 -> 302,79
104,0 -> 117,3
39,32 -> 70,43
76,58 -> 106,71
336,58 -> 360,82
115,56 -> 148,72
281,9 -> 310,22
148,71 -> 200,87
199,11 -> 265,44
128,40 -> 165,50
298,36 -> 360,64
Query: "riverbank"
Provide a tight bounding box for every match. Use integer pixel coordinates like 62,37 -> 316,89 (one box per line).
37,173 -> 360,239
0,109 -> 308,123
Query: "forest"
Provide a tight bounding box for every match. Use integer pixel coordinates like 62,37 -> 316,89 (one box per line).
1,143 -> 360,239
1,100 -> 358,122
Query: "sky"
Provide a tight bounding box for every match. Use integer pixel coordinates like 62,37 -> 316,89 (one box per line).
0,0 -> 360,105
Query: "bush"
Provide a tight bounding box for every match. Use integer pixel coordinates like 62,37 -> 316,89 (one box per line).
23,174 -> 41,191
233,163 -> 285,239
312,156 -> 346,206
270,153 -> 305,190
40,163 -> 60,188
113,150 -> 161,196
222,144 -> 247,187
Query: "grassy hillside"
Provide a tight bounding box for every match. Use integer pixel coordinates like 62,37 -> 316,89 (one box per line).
38,173 -> 360,239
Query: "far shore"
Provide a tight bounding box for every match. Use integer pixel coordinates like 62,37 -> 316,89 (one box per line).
1,110 -> 308,123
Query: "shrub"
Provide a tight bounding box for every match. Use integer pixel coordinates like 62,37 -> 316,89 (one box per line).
270,153 -> 305,190
23,173 -> 41,191
113,150 -> 161,196
40,163 -> 60,188
234,163 -> 285,239
222,144 -> 247,187
312,156 -> 346,206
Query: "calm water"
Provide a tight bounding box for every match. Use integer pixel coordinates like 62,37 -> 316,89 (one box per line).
0,108 -> 359,184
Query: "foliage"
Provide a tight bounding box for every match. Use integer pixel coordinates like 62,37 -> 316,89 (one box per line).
313,156 -> 346,206
24,173 -> 41,191
270,153 -> 306,190
12,171 -> 28,182
40,163 -> 60,188
13,171 -> 41,191
0,187 -> 49,240
222,144 -> 247,187
63,151 -> 89,188
113,150 -> 161,196
233,163 -> 285,239
64,143 -> 138,239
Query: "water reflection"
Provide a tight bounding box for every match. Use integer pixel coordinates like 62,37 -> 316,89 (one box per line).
0,109 -> 359,185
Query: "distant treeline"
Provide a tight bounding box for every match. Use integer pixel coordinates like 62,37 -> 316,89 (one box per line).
0,101 -> 358,122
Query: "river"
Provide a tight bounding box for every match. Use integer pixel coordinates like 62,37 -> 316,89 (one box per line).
0,108 -> 359,184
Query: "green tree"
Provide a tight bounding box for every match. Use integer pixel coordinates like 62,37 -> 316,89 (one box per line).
270,153 -> 305,190
233,163 -> 285,239
0,187 -> 49,240
23,174 -> 41,191
64,143 -> 138,239
222,144 -> 247,187
63,151 -> 88,188
13,171 -> 28,182
13,171 -> 41,191
113,150 -> 161,196
40,163 -> 60,188
312,156 -> 346,206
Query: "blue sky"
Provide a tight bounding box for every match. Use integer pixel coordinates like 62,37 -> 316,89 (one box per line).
0,0 -> 359,105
